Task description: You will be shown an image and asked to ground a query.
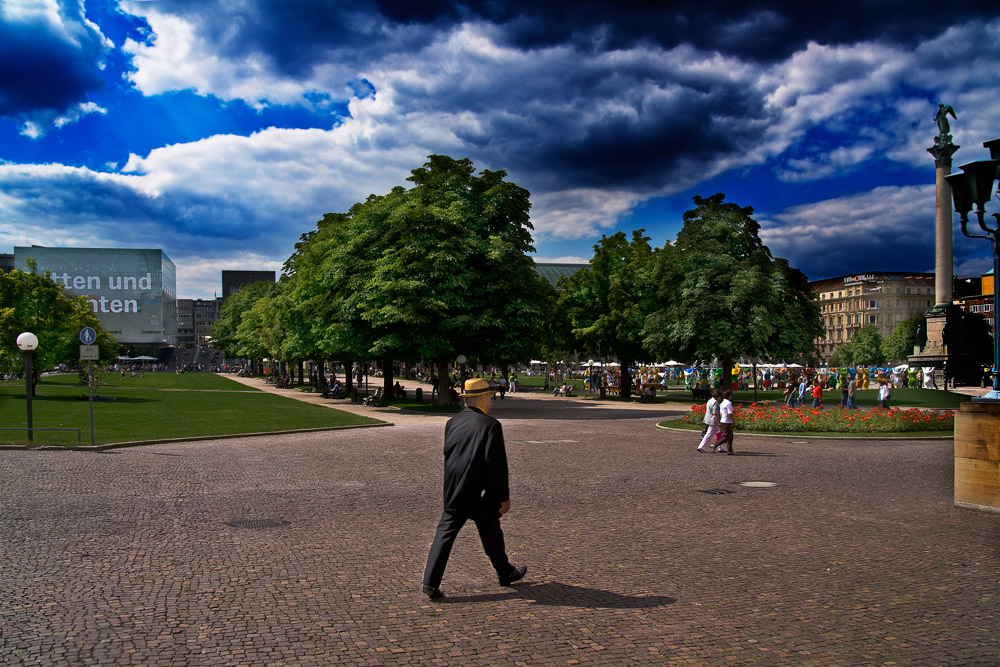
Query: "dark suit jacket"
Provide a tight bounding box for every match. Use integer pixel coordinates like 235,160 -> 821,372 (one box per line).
442,407 -> 509,512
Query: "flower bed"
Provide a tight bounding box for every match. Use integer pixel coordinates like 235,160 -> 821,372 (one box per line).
682,402 -> 955,434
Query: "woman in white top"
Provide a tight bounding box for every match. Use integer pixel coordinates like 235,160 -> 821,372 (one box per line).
719,389 -> 735,454
696,390 -> 721,452
878,379 -> 890,409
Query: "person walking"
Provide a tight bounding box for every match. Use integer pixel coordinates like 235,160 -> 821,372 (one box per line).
718,389 -> 735,454
847,376 -> 857,410
422,378 -> 527,599
811,380 -> 823,409
878,379 -> 891,409
797,375 -> 808,408
696,390 -> 721,452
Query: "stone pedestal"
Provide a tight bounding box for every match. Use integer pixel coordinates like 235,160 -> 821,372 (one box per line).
954,401 -> 1000,514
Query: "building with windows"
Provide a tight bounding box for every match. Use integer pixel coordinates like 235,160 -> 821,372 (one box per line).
810,272 -> 936,362
14,246 -> 177,347
957,268 -> 995,335
222,270 -> 276,299
176,298 -> 222,347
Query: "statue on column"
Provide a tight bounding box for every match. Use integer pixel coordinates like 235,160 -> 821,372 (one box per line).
934,104 -> 957,145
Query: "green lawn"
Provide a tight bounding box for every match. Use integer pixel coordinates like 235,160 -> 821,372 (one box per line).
0,373 -> 382,447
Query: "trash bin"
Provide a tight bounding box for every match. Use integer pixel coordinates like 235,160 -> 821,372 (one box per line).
351,387 -> 358,402
416,388 -> 422,401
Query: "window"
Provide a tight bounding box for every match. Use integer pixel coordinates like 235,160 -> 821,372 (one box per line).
905,287 -> 911,294
906,300 -> 911,308
868,315 -> 878,324
869,300 -> 877,309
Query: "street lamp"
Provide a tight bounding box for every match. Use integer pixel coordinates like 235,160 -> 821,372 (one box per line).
16,332 -> 38,442
456,354 -> 467,385
945,138 -> 1000,401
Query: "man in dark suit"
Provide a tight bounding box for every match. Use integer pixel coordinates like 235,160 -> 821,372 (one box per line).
422,378 -> 527,599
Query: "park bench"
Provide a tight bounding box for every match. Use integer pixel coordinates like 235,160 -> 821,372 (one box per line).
553,385 -> 576,397
362,388 -> 384,407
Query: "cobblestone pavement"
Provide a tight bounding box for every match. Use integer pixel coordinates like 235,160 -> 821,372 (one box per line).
1,386 -> 997,666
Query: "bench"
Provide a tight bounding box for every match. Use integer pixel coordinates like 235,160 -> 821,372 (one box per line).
553,385 -> 576,397
362,388 -> 384,407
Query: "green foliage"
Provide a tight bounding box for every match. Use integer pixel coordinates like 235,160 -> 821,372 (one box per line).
881,316 -> 924,364
0,262 -> 119,391
831,325 -> 885,367
643,194 -> 821,382
556,230 -> 657,396
280,155 -> 552,373
213,281 -> 280,360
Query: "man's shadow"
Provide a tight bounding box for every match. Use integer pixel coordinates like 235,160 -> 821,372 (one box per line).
444,581 -> 676,608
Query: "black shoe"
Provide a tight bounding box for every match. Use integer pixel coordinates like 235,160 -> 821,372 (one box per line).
498,565 -> 527,586
422,585 -> 445,599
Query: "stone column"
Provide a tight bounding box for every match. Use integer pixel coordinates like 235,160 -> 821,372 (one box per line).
928,139 -> 959,307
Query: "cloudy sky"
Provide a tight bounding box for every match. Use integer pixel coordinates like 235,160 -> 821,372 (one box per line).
2,0 -> 1000,298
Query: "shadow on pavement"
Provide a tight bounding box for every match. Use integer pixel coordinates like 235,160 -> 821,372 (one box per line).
446,581 -> 676,608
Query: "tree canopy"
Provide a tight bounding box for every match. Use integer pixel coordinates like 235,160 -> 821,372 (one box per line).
555,230 -> 657,397
643,194 -> 821,387
0,261 -> 119,393
274,155 -> 552,399
830,324 -> 885,367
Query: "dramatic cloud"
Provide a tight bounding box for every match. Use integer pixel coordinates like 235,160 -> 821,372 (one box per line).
3,1 -> 1000,296
0,0 -> 111,134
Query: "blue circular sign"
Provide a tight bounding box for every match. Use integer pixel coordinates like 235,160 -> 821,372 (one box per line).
80,327 -> 97,345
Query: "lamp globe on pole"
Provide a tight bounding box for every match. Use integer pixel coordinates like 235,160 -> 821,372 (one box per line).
16,332 -> 38,442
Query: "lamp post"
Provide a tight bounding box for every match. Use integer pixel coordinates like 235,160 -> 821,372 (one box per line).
945,137 -> 1000,401
456,354 -> 467,386
16,332 -> 38,442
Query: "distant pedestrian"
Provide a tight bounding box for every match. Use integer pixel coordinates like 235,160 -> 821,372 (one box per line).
422,378 -> 527,599
798,376 -> 808,407
811,381 -> 823,409
878,379 -> 890,409
847,377 -> 857,409
697,390 -> 721,452
718,389 -> 735,454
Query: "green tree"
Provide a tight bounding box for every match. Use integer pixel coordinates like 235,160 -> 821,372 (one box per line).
557,230 -> 657,398
881,316 -> 925,364
643,194 -> 821,389
213,281 -> 280,370
0,262 -> 119,395
831,325 -> 885,367
290,155 -> 550,403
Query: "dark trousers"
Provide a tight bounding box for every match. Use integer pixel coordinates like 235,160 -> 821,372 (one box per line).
721,422 -> 734,452
423,503 -> 512,588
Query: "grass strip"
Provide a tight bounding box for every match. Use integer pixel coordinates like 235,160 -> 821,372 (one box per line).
1,374 -> 382,446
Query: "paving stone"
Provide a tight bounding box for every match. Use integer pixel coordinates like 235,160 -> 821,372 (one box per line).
0,386 -> 996,665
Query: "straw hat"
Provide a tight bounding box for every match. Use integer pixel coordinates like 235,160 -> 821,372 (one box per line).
462,378 -> 496,397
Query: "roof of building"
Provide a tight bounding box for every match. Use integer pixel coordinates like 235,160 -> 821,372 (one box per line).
533,262 -> 589,286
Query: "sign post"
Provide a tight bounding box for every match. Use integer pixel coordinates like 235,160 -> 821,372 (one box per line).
80,328 -> 98,446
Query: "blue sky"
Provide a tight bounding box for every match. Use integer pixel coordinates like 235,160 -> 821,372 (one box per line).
2,0 -> 1000,298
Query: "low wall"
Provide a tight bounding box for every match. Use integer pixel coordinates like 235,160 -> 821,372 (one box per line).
954,401 -> 1000,514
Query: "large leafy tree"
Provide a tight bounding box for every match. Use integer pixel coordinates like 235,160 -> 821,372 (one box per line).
830,325 -> 885,367
557,230 -> 657,398
289,155 -> 551,402
643,194 -> 821,389
0,262 -> 119,395
213,281 -> 281,367
881,316 -> 925,364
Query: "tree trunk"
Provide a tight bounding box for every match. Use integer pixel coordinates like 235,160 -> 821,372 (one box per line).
721,353 -> 734,392
382,357 -> 393,395
344,361 -> 354,392
436,359 -> 452,405
297,360 -> 304,385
